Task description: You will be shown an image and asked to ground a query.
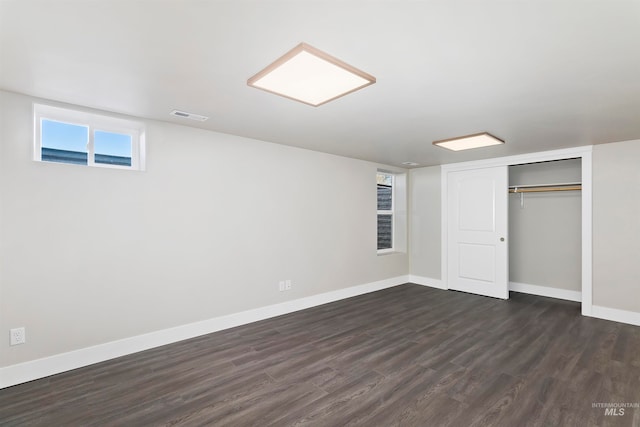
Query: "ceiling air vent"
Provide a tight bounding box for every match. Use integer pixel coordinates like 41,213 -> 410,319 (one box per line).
169,110 -> 208,121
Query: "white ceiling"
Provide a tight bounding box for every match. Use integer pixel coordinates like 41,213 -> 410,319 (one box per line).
2,0 -> 639,167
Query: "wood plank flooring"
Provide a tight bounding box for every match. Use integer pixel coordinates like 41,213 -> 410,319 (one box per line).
1,284 -> 640,426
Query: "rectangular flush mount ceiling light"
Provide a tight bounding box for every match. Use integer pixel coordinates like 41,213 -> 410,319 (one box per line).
247,43 -> 376,106
433,132 -> 505,151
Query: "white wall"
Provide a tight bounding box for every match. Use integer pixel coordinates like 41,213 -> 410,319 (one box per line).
593,139 -> 640,313
0,90 -> 408,368
3,88 -> 638,377
409,166 -> 441,280
508,160 -> 582,291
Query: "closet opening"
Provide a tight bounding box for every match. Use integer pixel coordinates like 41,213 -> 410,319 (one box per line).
508,158 -> 582,303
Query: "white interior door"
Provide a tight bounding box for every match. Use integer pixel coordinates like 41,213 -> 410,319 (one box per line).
447,166 -> 508,299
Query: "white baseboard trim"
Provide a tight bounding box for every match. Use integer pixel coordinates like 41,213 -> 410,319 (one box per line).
0,275 -> 409,389
591,305 -> 640,327
409,275 -> 446,290
509,281 -> 582,302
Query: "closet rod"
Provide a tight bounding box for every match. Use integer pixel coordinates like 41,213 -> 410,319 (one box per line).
509,182 -> 581,193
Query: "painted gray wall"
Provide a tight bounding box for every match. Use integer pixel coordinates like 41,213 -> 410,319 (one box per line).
508,160 -> 582,291
0,91 -> 408,367
593,139 -> 640,312
409,166 -> 441,279
2,87 -> 638,370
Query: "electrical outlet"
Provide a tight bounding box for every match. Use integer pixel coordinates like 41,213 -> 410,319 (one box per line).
10,327 -> 26,346
278,280 -> 292,291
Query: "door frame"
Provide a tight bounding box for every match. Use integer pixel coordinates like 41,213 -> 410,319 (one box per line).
441,145 -> 593,316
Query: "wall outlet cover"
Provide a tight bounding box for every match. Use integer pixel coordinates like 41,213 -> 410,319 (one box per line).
10,327 -> 26,346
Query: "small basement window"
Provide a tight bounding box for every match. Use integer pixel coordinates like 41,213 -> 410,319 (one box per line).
34,104 -> 145,170
377,172 -> 394,252
377,170 -> 407,254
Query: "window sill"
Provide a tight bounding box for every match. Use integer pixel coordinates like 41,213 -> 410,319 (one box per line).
377,249 -> 398,256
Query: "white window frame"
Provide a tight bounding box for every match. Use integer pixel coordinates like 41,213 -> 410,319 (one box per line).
377,172 -> 395,254
34,103 -> 146,171
377,170 -> 408,255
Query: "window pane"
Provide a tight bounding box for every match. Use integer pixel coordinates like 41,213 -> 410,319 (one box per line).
94,130 -> 132,166
377,214 -> 393,250
41,119 -> 88,165
376,172 -> 393,186
377,184 -> 392,210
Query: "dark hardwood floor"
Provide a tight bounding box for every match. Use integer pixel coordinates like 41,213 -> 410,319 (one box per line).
1,284 -> 639,426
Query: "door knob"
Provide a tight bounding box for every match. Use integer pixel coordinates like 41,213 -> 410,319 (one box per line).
500,237 -> 505,242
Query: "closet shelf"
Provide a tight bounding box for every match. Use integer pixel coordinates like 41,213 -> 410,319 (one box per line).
509,182 -> 581,193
